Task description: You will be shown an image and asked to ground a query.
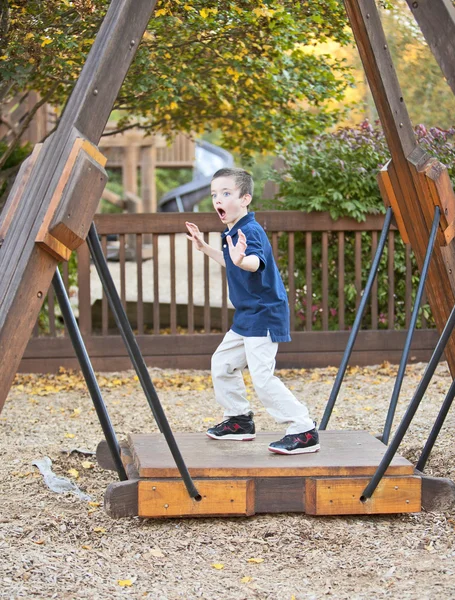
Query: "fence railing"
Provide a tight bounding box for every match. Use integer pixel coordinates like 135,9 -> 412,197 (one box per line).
23,211 -> 438,372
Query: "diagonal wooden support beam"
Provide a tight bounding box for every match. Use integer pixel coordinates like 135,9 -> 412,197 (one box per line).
0,0 -> 156,413
405,0 -> 455,97
344,0 -> 455,376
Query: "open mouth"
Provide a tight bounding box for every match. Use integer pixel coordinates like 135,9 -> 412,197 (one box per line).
217,208 -> 226,219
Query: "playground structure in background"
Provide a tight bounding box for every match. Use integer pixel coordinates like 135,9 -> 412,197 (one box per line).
1,0 -> 455,518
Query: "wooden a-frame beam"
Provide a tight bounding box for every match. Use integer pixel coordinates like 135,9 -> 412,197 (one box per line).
405,0 -> 455,97
344,0 -> 455,376
0,0 -> 156,412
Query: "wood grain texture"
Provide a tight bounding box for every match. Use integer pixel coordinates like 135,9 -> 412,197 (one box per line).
127,431 -> 414,479
305,475 -> 421,515
105,479 -> 138,518
138,479 -> 255,518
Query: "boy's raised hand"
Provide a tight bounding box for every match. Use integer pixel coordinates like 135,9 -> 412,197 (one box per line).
185,221 -> 205,251
227,228 -> 247,266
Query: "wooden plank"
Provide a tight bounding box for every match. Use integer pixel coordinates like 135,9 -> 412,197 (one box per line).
93,212 -> 398,235
128,431 -> 414,479
119,233 -> 126,309
203,232 -> 210,333
23,329 -> 440,359
405,244 -> 412,329
77,243 -> 92,335
371,231 -> 378,329
187,239 -> 194,334
338,232 -> 345,330
104,479 -> 139,519
288,232 -> 295,331
388,231 -> 395,329
153,234 -> 160,334
138,479 -> 255,518
305,475 -> 421,515
355,231 -> 361,311
100,235 -> 108,335
47,287 -> 56,337
136,234 -> 144,334
322,231 -> 328,330
306,232 -> 312,332
420,473 -> 455,512
19,345 -> 440,374
255,477 -> 306,513
170,233 -> 176,334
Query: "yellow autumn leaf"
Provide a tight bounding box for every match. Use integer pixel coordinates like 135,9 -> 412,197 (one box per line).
200,8 -> 209,18
247,558 -> 264,563
169,101 -> 178,110
118,579 -> 133,587
88,501 -> 100,507
67,468 -> 79,479
93,527 -> 106,533
155,8 -> 168,16
212,563 -> 224,570
203,417 -> 214,422
82,461 -> 95,469
71,408 -> 81,418
81,545 -> 92,550
241,576 -> 252,583
64,433 -> 75,439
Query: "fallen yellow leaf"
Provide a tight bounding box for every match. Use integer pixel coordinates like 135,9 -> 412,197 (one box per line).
241,576 -> 252,583
67,468 -> 79,479
82,461 -> 95,469
33,539 -> 45,545
117,579 -> 133,587
88,501 -> 100,507
93,527 -> 106,533
212,563 -> 224,570
64,433 -> 75,439
203,417 -> 215,422
247,558 -> 264,564
81,545 -> 92,550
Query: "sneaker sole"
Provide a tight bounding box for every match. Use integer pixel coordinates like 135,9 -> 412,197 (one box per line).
267,444 -> 320,455
206,432 -> 256,441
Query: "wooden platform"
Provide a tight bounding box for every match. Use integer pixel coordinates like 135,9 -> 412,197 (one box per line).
100,431 -> 422,518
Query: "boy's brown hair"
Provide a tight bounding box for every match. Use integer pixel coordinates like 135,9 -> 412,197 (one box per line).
212,168 -> 254,198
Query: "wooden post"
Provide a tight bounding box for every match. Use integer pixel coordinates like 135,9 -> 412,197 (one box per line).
0,0 -> 156,413
141,144 -> 156,244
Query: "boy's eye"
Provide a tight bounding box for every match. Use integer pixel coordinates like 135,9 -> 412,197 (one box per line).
223,192 -> 230,197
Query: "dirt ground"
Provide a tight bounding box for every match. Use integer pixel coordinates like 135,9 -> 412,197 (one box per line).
1,362 -> 455,600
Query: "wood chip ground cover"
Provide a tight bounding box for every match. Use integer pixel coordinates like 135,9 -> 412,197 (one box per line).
1,362 -> 455,599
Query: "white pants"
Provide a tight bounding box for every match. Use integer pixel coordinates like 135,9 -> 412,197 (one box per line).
211,330 -> 314,435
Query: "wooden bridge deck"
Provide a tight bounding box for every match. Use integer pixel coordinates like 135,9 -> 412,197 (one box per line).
102,431 -> 422,518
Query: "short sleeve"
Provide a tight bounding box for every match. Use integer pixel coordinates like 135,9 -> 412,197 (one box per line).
244,227 -> 267,272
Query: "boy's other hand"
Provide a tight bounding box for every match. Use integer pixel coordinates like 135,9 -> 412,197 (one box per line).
185,221 -> 205,251
227,228 -> 247,266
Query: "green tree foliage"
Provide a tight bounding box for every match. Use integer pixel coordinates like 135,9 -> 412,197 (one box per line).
0,0 -> 351,175
269,121 -> 455,331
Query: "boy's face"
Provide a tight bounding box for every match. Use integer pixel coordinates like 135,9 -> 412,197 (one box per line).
211,176 -> 251,228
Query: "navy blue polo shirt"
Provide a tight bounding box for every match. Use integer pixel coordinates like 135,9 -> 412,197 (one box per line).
221,212 -> 291,342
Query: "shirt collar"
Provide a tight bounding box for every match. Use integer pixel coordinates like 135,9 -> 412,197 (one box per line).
221,212 -> 255,239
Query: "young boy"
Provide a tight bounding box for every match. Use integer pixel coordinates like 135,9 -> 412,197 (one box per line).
185,168 -> 319,455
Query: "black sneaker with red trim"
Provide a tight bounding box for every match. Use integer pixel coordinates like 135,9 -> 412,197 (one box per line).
206,412 -> 255,441
268,426 -> 320,455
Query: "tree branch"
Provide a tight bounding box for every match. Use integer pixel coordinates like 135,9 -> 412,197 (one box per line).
0,83 -> 59,171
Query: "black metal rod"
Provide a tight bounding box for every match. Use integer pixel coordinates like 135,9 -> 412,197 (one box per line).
416,377 -> 455,472
87,223 -> 200,500
382,207 -> 440,444
362,300 -> 455,500
320,207 -> 393,430
52,268 -> 127,481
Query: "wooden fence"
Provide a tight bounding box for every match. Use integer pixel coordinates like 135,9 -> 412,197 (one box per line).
21,211 -> 439,372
